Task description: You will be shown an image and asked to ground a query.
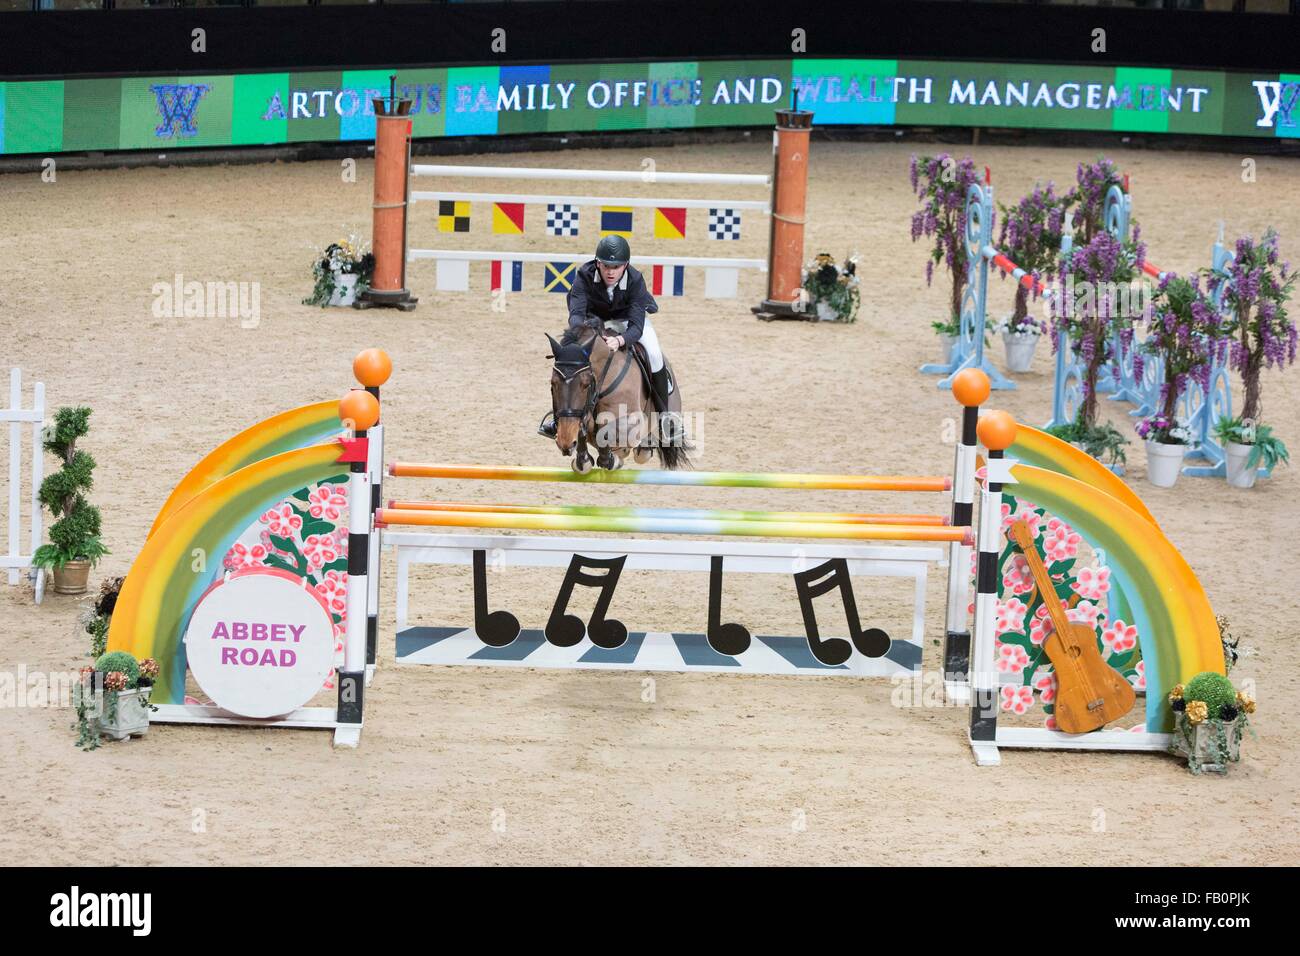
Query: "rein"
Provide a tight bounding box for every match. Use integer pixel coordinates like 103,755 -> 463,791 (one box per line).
553,336 -> 635,439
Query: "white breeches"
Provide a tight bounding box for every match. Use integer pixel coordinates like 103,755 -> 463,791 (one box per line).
605,318 -> 664,372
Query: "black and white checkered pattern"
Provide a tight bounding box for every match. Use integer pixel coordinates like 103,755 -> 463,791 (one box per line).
546,204 -> 580,237
707,208 -> 741,240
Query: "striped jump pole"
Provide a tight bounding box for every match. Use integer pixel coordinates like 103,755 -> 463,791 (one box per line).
335,387 -> 381,748
968,410 -> 1018,766
943,369 -> 990,697
386,500 -> 948,527
354,349 -> 392,677
387,462 -> 951,492
375,506 -> 973,545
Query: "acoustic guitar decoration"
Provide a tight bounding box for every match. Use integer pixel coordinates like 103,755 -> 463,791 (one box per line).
1008,519 -> 1136,734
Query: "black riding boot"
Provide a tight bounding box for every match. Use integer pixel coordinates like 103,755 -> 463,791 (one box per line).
650,369 -> 681,445
650,368 -> 673,410
538,411 -> 558,438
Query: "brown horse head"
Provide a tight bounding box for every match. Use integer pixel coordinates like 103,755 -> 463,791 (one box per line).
546,330 -> 597,457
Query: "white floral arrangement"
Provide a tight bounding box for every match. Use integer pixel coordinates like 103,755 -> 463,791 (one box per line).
800,252 -> 861,323
993,314 -> 1049,338
304,234 -> 374,308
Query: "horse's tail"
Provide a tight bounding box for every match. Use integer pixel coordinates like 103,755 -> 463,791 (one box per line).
654,417 -> 694,471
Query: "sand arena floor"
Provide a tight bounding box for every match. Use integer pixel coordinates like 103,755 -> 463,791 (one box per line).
2,139 -> 1298,865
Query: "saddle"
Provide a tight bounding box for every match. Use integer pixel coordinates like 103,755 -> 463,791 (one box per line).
630,343 -> 674,414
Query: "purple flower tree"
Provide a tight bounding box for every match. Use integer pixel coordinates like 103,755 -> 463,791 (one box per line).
910,154 -> 981,330
1071,157 -> 1124,245
1054,228 -> 1147,431
996,183 -> 1069,334
1218,229 -> 1298,425
1134,274 -> 1227,444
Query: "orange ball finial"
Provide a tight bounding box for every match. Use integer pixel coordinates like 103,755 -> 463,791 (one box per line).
951,368 -> 991,408
977,410 -> 1017,452
353,348 -> 392,388
339,388 -> 381,432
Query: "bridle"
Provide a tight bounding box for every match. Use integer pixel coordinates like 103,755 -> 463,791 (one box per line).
551,332 -> 636,445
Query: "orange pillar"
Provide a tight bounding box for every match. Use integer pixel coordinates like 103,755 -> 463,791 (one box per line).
356,90 -> 418,311
753,106 -> 813,321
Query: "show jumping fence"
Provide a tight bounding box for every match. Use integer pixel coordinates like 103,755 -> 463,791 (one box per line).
406,163 -> 769,299
107,350 -> 1225,765
359,96 -> 815,314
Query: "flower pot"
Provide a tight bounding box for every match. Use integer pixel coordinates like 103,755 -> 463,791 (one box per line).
1144,440 -> 1185,488
52,559 -> 90,595
815,300 -> 838,322
1170,714 -> 1243,774
1224,441 -> 1258,489
938,333 -> 958,365
91,687 -> 152,742
1001,331 -> 1039,373
329,273 -> 359,307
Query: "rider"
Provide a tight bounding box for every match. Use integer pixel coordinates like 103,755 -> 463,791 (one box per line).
539,235 -> 672,438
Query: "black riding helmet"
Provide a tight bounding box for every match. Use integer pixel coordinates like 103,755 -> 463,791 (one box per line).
595,234 -> 631,265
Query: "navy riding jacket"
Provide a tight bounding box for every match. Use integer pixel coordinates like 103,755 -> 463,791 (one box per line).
566,259 -> 659,347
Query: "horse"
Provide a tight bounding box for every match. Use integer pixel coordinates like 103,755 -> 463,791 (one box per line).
546,319 -> 688,472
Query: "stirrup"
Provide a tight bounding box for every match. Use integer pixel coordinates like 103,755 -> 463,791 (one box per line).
537,412 -> 558,438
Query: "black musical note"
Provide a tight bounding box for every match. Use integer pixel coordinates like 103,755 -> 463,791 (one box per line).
545,554 -> 628,649
792,558 -> 891,666
472,549 -> 521,647
707,555 -> 751,656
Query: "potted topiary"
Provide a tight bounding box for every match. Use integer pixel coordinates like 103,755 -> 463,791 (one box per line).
1168,672 -> 1254,774
1214,417 -> 1290,489
32,406 -> 108,595
74,650 -> 159,749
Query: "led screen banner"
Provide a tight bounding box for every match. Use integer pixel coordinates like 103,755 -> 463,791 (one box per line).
1,58 -> 1297,155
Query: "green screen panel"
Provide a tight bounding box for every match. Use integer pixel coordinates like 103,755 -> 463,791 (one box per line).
286,71 -> 344,143
695,60 -> 788,129
62,79 -> 121,152
5,80 -> 64,154
233,73 -> 290,146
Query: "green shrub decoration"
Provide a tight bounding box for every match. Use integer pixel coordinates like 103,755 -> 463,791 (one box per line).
1184,671 -> 1237,718
93,651 -> 140,688
32,406 -> 108,571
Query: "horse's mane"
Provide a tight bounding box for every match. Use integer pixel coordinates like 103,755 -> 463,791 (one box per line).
560,316 -> 603,347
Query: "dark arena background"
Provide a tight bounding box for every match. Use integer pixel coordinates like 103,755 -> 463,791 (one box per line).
1,0 -> 1295,901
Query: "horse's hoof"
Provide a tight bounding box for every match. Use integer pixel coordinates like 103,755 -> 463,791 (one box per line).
572,455 -> 593,474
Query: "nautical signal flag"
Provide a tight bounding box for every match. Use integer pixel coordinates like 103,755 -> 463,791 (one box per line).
650,264 -> 685,297
438,200 -> 470,233
653,207 -> 687,240
600,207 -> 633,238
707,208 -> 741,240
490,260 -> 524,292
492,202 -> 525,235
547,203 -> 579,236
544,261 -> 578,292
